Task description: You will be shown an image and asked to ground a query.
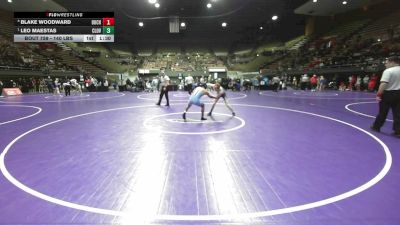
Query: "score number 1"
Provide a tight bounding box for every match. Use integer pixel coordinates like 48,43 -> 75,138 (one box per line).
102,18 -> 115,34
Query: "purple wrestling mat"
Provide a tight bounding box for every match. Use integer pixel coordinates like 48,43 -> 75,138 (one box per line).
0,90 -> 399,225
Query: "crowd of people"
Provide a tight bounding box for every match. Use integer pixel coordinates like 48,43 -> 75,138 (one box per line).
141,51 -> 225,72
288,73 -> 381,92
0,34 -> 105,76
0,75 -> 113,96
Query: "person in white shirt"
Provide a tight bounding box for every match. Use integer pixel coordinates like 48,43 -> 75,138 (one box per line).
185,75 -> 194,94
355,76 -> 362,91
54,78 -> 60,95
145,80 -> 152,92
300,74 -> 309,90
200,76 -> 205,84
102,78 -> 109,92
207,83 -> 235,116
371,56 -> 400,137
151,77 -> 159,92
271,76 -> 281,92
156,68 -> 170,106
70,78 -> 82,94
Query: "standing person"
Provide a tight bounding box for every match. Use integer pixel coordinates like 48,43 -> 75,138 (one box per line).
348,75 -> 356,91
310,74 -> 318,92
84,76 -> 91,90
355,75 -> 362,91
271,76 -> 280,92
46,76 -> 54,93
39,78 -> 45,93
63,78 -> 71,96
200,76 -> 205,84
318,75 -> 326,91
145,80 -> 152,92
371,56 -> 400,137
207,83 -> 235,116
185,74 -> 194,94
253,77 -> 260,91
103,78 -> 109,91
151,76 -> 159,92
300,74 -> 309,90
292,76 -> 298,89
362,75 -> 369,91
281,80 -> 286,90
182,84 -> 216,121
156,68 -> 170,106
368,74 -> 378,92
70,78 -> 82,94
54,78 -> 61,95
0,80 -> 3,96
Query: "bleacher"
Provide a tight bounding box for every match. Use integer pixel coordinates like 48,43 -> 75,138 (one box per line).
0,9 -> 13,37
63,43 -> 140,74
355,10 -> 400,41
287,36 -> 308,51
324,19 -> 371,39
1,3 -> 399,80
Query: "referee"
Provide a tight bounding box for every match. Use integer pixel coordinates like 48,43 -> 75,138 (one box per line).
371,56 -> 400,137
156,68 -> 170,107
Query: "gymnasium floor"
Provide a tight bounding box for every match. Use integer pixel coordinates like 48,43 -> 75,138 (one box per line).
0,90 -> 399,225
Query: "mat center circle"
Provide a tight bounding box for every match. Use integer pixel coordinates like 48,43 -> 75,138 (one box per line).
143,112 -> 245,135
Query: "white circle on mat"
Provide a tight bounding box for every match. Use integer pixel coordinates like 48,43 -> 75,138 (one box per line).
0,103 -> 392,221
44,94 -> 90,99
143,112 -> 245,134
173,93 -> 190,98
345,101 -> 393,122
137,92 -> 247,101
0,105 -> 42,126
259,91 -> 375,100
0,93 -> 125,104
293,92 -> 339,96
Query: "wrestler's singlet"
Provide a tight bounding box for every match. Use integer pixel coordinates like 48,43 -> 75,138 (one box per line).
189,87 -> 204,105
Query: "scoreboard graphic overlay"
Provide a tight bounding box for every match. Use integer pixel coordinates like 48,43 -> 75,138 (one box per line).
14,12 -> 114,42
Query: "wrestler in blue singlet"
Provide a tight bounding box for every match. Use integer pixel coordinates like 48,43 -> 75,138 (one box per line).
183,86 -> 216,121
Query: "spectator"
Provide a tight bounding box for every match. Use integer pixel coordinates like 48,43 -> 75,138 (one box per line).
310,74 -> 318,91
271,76 -> 280,92
0,80 -> 3,96
362,75 -> 370,91
368,74 -> 379,92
